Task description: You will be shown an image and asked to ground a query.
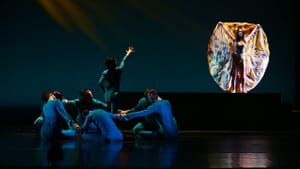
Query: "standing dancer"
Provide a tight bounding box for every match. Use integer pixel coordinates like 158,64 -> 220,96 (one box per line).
98,46 -> 134,113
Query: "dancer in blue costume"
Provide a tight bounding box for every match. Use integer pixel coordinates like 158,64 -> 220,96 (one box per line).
34,91 -> 78,136
81,109 -> 123,142
40,91 -> 79,140
118,95 -> 178,140
120,88 -> 177,139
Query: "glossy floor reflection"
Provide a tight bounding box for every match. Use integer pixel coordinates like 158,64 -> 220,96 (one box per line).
0,127 -> 298,168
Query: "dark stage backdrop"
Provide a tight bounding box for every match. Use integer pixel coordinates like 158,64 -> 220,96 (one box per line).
0,0 -> 297,108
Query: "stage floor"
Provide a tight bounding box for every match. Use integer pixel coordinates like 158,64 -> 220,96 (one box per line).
0,127 -> 298,168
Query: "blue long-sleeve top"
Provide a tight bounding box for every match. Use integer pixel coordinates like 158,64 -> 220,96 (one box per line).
81,109 -> 123,142
41,99 -> 74,140
43,100 -> 72,125
124,100 -> 178,139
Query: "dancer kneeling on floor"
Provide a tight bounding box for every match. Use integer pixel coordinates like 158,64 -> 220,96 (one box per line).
80,109 -> 123,142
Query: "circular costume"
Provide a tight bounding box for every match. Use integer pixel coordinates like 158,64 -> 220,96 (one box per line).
208,22 -> 270,93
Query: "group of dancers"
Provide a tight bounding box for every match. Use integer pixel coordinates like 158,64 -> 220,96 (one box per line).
34,46 -> 178,142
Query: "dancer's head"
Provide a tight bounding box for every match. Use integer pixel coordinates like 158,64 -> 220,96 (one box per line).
236,27 -> 244,41
105,57 -> 117,70
42,91 -> 54,102
80,89 -> 94,102
52,90 -> 64,100
144,88 -> 158,103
